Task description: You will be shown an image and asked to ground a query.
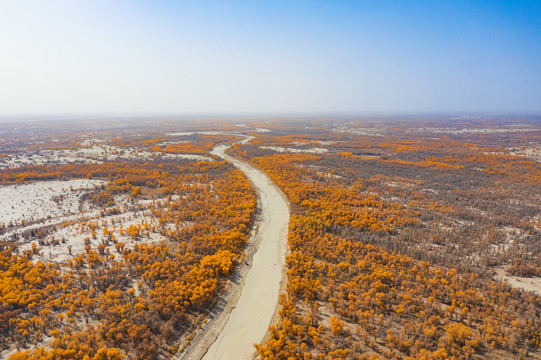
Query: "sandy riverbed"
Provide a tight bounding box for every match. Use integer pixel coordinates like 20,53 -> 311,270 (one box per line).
202,144 -> 289,359
176,137 -> 289,360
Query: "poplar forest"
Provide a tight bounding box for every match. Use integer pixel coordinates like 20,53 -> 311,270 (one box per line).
0,116 -> 540,360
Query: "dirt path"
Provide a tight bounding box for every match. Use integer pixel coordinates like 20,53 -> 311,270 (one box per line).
175,137 -> 289,360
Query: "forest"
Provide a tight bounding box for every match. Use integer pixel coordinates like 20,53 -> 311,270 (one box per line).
228,118 -> 541,359
1,117 -> 540,359
0,126 -> 256,359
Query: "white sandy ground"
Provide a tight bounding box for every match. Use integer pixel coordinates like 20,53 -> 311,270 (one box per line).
412,127 -> 537,134
0,179 -> 104,226
166,131 -> 228,136
260,145 -> 328,154
508,145 -> 541,163
494,267 -> 541,296
332,126 -> 387,137
0,179 -> 174,264
16,210 -> 168,263
0,144 -> 212,169
175,135 -> 289,360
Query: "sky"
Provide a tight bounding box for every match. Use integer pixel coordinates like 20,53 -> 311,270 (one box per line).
0,0 -> 540,115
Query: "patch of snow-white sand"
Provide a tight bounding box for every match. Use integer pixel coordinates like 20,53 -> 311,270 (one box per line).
332,126 -> 386,137
0,145 -> 213,169
0,179 -> 104,226
495,267 -> 541,296
22,210 -> 169,264
260,146 -> 328,154
0,179 -> 177,263
508,145 -> 541,163
414,127 -> 536,134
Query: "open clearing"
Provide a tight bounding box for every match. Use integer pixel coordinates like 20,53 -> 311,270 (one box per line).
0,144 -> 212,170
495,267 -> 541,296
0,179 -> 171,264
0,179 -> 104,225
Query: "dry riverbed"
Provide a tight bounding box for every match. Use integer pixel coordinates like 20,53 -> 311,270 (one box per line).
175,138 -> 289,360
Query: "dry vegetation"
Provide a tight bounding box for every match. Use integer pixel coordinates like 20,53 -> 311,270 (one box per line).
228,117 -> 541,360
0,123 -> 256,359
1,116 -> 541,360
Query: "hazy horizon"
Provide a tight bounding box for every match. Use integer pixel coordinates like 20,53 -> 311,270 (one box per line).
1,1 -> 540,114
1,112 -> 540,125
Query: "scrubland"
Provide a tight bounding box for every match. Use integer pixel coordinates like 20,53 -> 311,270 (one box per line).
1,116 -> 540,360
229,118 -> 541,360
1,127 -> 256,359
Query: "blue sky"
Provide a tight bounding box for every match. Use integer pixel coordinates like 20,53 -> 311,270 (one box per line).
0,0 -> 540,114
